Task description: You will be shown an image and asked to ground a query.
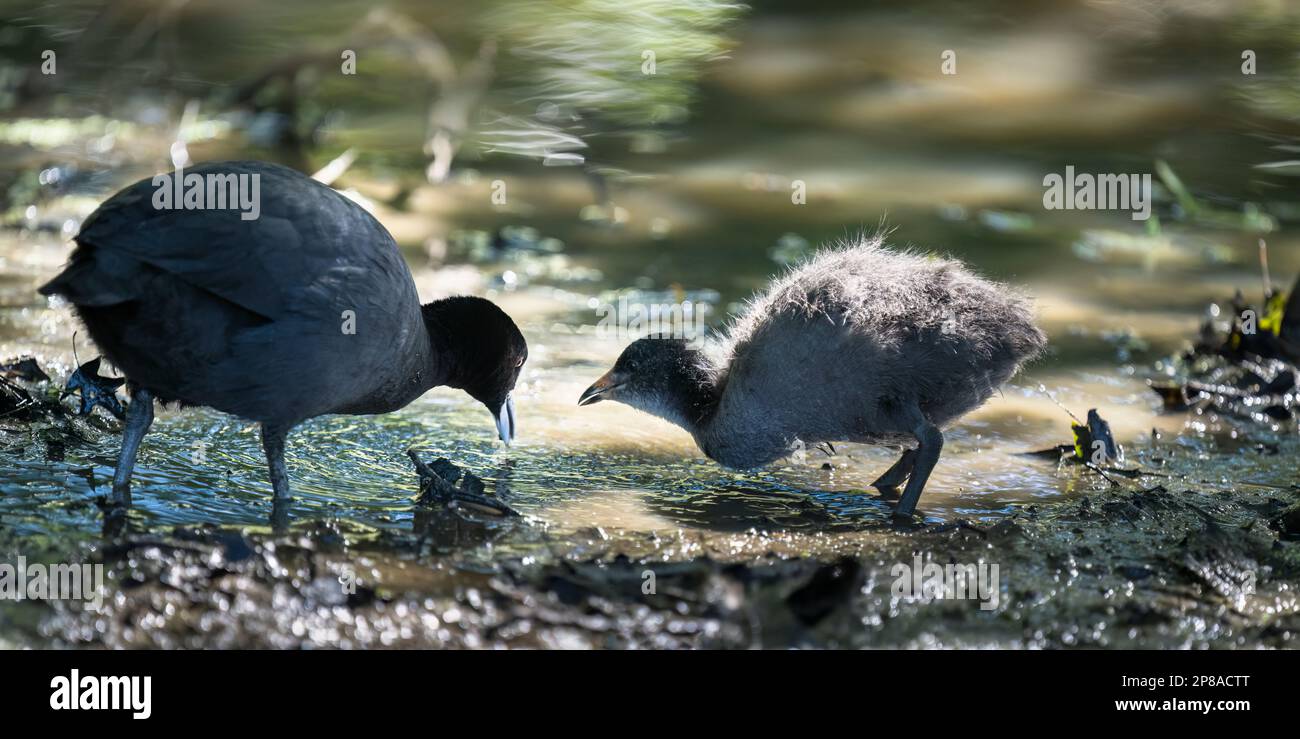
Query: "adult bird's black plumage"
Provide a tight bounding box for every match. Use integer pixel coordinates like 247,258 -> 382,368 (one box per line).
40,160 -> 527,511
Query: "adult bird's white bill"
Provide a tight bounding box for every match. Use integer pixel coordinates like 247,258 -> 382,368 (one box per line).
495,393 -> 517,445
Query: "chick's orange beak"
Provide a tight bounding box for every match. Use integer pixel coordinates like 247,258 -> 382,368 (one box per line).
578,369 -> 623,406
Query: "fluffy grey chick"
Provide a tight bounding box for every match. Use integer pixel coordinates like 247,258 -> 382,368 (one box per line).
578,234 -> 1047,519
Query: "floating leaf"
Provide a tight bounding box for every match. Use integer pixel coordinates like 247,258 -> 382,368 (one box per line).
64,357 -> 125,420
1072,409 -> 1122,464
407,450 -> 517,516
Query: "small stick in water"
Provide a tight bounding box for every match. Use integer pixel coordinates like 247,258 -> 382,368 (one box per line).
1259,238 -> 1272,299
1037,383 -> 1082,424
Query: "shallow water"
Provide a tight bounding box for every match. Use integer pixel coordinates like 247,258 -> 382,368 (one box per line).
1,0 -> 1299,647
3,228 -> 1294,554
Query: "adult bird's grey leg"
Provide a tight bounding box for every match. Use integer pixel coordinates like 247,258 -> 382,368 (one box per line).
260,423 -> 292,502
111,387 -> 154,506
894,420 -> 943,520
871,448 -> 917,500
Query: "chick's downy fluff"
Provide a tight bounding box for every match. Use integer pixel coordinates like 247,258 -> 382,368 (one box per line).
692,234 -> 1047,468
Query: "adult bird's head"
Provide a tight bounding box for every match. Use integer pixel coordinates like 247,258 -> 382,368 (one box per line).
422,296 -> 527,445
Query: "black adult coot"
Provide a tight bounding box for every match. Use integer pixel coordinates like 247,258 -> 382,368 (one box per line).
578,236 -> 1046,519
41,160 -> 527,507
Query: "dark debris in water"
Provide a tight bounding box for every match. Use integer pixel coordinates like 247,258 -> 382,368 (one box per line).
1150,356 -> 1297,424
1,356 -> 62,423
1074,408 -> 1122,463
0,356 -> 119,466
407,449 -> 519,517
1023,408 -> 1148,487
64,357 -> 125,420
1025,408 -> 1122,464
1,356 -> 51,384
1149,272 -> 1300,427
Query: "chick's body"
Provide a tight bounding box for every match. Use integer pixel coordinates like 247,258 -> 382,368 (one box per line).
581,234 -> 1046,518
698,237 -> 1046,468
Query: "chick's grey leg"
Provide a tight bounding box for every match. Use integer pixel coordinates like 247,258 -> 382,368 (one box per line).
871,448 -> 917,499
111,387 -> 154,505
894,421 -> 942,520
260,423 -> 292,502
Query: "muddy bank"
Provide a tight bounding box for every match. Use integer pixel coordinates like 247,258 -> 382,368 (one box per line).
6,475 -> 1295,649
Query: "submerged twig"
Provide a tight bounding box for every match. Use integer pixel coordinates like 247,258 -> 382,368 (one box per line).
406,449 -> 518,517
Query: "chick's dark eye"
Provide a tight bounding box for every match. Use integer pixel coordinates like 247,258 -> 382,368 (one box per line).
515,356 -> 525,368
